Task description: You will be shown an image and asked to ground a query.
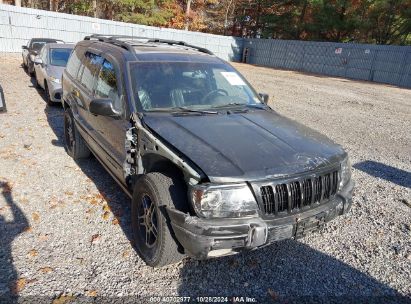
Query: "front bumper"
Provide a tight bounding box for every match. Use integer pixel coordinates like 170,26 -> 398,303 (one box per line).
168,180 -> 354,259
47,80 -> 62,102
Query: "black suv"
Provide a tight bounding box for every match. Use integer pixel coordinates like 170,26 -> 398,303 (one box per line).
62,35 -> 354,267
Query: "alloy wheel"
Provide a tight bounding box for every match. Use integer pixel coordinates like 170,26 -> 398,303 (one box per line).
138,194 -> 158,248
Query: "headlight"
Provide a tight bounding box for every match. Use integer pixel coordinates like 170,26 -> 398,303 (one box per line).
49,76 -> 61,84
340,157 -> 352,189
190,183 -> 259,218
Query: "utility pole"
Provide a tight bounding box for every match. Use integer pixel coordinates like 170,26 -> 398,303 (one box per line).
185,0 -> 192,31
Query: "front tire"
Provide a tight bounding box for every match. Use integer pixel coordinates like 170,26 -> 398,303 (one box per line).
28,62 -> 35,76
132,172 -> 186,267
44,83 -> 53,106
64,107 -> 90,160
33,72 -> 41,89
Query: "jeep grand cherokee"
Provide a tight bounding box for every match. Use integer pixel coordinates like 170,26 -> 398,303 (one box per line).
62,35 -> 354,267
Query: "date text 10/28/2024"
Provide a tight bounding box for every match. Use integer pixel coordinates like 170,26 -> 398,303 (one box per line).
149,296 -> 258,303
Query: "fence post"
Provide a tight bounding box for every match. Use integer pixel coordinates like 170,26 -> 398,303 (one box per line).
369,49 -> 378,82
398,50 -> 409,87
300,44 -> 306,72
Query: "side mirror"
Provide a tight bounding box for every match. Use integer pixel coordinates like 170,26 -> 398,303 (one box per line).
0,85 -> 7,113
89,98 -> 120,117
22,45 -> 28,50
259,93 -> 269,104
34,58 -> 43,65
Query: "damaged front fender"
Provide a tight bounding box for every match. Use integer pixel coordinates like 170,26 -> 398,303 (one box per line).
124,113 -> 205,187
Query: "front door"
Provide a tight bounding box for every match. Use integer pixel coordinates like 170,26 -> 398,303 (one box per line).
90,58 -> 129,183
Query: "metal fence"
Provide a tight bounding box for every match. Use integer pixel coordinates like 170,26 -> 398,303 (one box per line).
1,4 -> 410,88
244,39 -> 411,88
0,4 -> 243,61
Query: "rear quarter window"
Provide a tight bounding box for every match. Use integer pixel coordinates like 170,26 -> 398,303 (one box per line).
66,47 -> 82,79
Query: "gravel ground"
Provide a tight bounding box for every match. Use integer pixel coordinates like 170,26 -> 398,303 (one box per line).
0,53 -> 410,303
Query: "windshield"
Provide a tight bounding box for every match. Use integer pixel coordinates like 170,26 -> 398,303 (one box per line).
32,42 -> 47,52
49,48 -> 72,67
130,62 -> 262,111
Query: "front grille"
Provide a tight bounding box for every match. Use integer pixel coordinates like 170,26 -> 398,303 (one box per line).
259,170 -> 339,216
275,184 -> 288,212
301,179 -> 312,206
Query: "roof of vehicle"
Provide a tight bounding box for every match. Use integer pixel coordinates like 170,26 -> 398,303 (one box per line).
44,43 -> 75,49
80,35 -> 223,64
30,38 -> 64,42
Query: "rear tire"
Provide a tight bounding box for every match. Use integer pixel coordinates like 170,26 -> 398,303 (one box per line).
132,172 -> 186,267
64,107 -> 90,160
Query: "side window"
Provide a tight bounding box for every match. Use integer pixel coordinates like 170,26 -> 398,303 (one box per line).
95,59 -> 121,111
66,48 -> 82,78
41,48 -> 47,63
80,52 -> 104,92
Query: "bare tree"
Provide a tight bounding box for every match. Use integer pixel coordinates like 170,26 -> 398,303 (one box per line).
184,0 -> 192,31
49,0 -> 58,11
93,0 -> 97,17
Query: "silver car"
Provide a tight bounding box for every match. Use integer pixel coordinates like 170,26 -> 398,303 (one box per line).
34,43 -> 74,105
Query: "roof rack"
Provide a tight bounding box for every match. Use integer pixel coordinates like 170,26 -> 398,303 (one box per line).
84,34 -> 214,55
84,35 -> 137,52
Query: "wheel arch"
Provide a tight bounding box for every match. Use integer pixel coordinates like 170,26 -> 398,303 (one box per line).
142,153 -> 185,178
139,153 -> 191,212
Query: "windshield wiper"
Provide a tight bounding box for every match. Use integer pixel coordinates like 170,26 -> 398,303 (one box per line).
211,102 -> 245,108
145,107 -> 217,114
171,106 -> 218,115
211,102 -> 266,109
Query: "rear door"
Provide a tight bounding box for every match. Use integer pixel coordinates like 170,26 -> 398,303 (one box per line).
89,57 -> 129,182
62,45 -> 83,110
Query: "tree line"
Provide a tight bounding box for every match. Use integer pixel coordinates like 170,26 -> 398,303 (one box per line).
2,0 -> 410,45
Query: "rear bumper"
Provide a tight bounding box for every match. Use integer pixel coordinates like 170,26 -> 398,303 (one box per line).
168,180 -> 354,259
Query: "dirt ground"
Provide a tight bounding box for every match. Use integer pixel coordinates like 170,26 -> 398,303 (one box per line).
0,54 -> 410,302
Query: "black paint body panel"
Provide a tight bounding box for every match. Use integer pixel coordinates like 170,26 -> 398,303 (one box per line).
143,109 -> 346,182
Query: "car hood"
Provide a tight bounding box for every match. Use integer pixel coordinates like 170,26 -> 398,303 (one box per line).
46,65 -> 65,79
143,109 -> 346,183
